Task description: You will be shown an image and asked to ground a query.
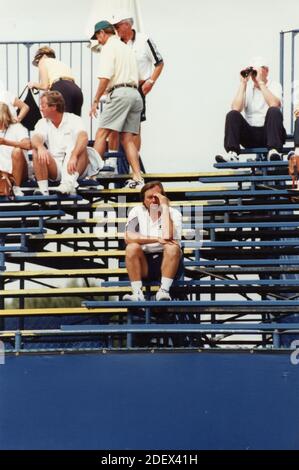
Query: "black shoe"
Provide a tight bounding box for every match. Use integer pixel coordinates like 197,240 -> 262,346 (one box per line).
268,149 -> 282,161
215,152 -> 239,163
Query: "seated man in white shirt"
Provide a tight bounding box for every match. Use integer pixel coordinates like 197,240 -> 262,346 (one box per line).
124,181 -> 183,301
216,56 -> 286,163
31,91 -> 102,195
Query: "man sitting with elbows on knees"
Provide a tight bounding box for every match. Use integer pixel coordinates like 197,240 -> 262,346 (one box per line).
124,181 -> 183,301
31,91 -> 102,195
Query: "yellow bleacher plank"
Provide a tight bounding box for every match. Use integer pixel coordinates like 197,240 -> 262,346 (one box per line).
0,307 -> 128,317
4,268 -> 127,278
92,200 -> 213,209
0,285 -> 160,297
96,181 -> 245,195
10,248 -> 195,259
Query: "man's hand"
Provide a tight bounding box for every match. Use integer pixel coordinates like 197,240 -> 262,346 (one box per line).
67,154 -> 78,174
0,137 -> 6,145
90,102 -> 98,118
142,80 -> 154,96
294,106 -> 299,118
37,146 -> 51,165
154,192 -> 170,207
158,237 -> 179,246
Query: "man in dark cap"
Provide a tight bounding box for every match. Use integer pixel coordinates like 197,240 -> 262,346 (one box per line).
90,20 -> 144,189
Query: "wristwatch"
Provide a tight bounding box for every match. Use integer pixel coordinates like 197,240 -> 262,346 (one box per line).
147,78 -> 155,85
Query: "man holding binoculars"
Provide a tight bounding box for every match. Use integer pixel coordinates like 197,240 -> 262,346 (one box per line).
216,56 -> 286,162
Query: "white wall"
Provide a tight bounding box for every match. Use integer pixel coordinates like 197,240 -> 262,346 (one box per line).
1,0 -> 299,172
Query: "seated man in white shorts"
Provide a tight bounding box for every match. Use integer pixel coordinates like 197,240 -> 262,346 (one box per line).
31,91 -> 103,195
124,181 -> 183,301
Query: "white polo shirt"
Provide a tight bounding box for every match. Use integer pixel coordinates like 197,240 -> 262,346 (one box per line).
126,205 -> 182,253
0,123 -> 28,173
98,35 -> 139,90
126,31 -> 164,82
245,80 -> 282,126
32,112 -> 86,156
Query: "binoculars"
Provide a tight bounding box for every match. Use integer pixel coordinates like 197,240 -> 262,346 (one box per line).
240,66 -> 257,78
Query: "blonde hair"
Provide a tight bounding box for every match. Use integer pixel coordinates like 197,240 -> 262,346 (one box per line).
0,102 -> 14,130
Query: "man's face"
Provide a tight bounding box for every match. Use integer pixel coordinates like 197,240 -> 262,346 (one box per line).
95,30 -> 105,44
40,97 -> 55,118
114,20 -> 131,39
143,185 -> 162,211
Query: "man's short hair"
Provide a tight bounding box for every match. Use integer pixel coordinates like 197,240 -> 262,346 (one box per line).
140,181 -> 165,202
41,91 -> 65,113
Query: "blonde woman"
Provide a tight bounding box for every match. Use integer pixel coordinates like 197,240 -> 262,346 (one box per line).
0,102 -> 31,196
0,80 -> 29,123
28,46 -> 83,116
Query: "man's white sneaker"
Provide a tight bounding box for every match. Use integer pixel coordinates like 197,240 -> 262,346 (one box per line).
215,151 -> 239,163
156,288 -> 171,301
52,182 -> 77,195
125,178 -> 145,189
268,149 -> 282,161
13,187 -> 24,197
123,290 -> 145,301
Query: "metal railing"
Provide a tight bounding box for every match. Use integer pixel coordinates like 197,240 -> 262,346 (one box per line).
0,39 -> 99,138
280,29 -> 299,134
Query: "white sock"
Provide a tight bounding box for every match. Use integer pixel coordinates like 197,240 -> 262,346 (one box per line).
131,281 -> 142,294
295,147 -> 299,155
105,157 -> 117,170
63,172 -> 79,187
38,180 -> 49,194
160,277 -> 174,292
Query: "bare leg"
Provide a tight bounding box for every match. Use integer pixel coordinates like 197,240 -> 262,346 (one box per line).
94,128 -> 111,160
120,132 -> 142,181
32,149 -> 58,181
74,148 -> 89,176
11,148 -> 28,186
125,243 -> 148,281
108,131 -> 119,151
133,133 -> 141,153
161,244 -> 182,278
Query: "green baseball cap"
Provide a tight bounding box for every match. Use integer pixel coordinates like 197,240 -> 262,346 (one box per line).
91,20 -> 114,40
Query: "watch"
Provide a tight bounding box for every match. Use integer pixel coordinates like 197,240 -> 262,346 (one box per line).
147,79 -> 155,85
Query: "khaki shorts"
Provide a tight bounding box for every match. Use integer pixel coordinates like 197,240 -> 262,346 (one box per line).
99,87 -> 143,134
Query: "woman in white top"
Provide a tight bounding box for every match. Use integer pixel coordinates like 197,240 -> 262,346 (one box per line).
0,80 -> 29,123
28,46 -> 83,116
0,102 -> 31,196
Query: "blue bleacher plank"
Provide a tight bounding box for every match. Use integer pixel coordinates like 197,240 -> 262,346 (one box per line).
83,300 -> 299,308
0,228 -> 45,234
199,175 -> 291,183
214,161 -> 288,169
60,323 -> 299,333
0,210 -> 65,218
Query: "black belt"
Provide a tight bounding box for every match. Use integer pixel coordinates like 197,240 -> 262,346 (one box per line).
109,83 -> 138,93
51,77 -> 75,86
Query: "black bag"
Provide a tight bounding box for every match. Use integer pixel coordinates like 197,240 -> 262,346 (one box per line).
17,86 -> 42,131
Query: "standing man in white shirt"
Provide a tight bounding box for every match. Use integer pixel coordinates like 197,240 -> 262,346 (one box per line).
90,20 -> 144,189
216,56 -> 286,162
32,91 -> 102,195
124,181 -> 182,302
112,11 -> 164,153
